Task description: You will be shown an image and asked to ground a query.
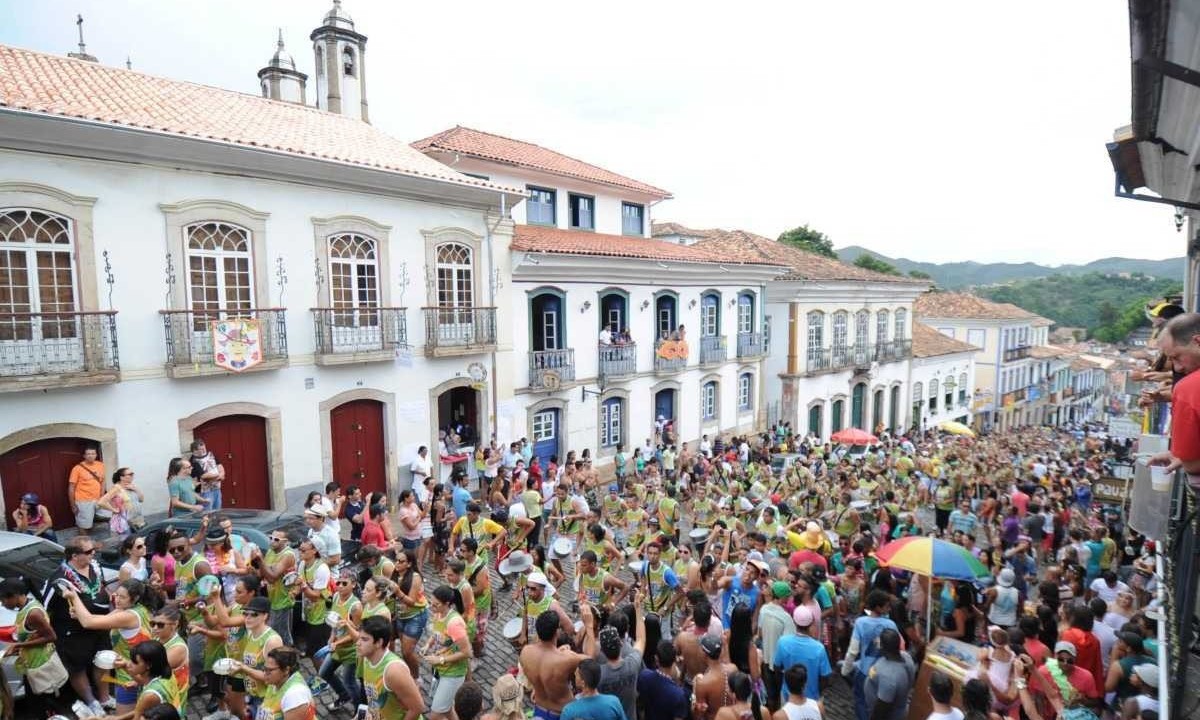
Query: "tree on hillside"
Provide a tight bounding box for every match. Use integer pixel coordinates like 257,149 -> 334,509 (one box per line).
853,253 -> 901,275
778,225 -> 836,258
909,270 -> 932,279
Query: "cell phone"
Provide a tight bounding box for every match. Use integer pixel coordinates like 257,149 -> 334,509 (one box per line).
355,704 -> 369,720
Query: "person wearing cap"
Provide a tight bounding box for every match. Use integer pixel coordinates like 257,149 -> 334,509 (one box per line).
1027,640 -> 1101,715
450,502 -> 507,564
1122,663 -> 1160,717
11,492 -> 55,541
1105,631 -> 1154,705
252,529 -> 299,646
717,555 -> 764,628
772,604 -> 831,706
1059,604 -> 1104,691
519,571 -> 573,646
691,632 -> 739,720
304,504 -> 342,567
232,595 -> 283,714
983,568 -> 1019,630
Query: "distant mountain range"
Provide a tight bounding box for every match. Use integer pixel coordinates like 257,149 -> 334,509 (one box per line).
834,246 -> 1185,288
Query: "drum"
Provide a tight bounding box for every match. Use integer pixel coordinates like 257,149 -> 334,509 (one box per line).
627,560 -> 645,575
503,617 -> 524,649
552,537 -> 575,558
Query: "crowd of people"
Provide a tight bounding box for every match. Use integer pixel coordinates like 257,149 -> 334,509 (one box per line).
0,412 -> 1167,720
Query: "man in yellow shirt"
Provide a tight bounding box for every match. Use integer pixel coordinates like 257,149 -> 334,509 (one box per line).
449,503 -> 506,563
68,446 -> 105,534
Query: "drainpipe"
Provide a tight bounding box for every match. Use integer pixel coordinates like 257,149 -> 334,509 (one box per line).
485,195 -> 508,442
787,302 -> 799,375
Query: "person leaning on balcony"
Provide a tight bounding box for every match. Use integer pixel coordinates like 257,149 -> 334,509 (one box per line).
1148,311 -> 1200,494
599,326 -> 613,345
68,446 -> 105,535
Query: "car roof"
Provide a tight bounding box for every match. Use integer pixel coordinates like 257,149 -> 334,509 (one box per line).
0,530 -> 61,552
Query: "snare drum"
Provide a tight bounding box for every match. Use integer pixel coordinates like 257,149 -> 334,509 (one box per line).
552,537 -> 575,558
503,617 -> 524,649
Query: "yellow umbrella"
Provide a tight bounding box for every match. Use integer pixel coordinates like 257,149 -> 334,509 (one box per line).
938,420 -> 976,437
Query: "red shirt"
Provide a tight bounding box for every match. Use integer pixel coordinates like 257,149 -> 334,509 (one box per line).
789,549 -> 829,572
1037,661 -> 1099,706
1023,637 -> 1050,667
360,518 -> 387,549
1172,371 -> 1200,460
1060,627 -> 1104,689
1011,488 -> 1029,517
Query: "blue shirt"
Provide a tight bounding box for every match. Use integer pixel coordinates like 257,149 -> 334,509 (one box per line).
773,634 -> 831,701
452,486 -> 472,519
560,694 -> 626,720
721,573 -> 761,627
850,615 -> 899,675
637,669 -> 689,720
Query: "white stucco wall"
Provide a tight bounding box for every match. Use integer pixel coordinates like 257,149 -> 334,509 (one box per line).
908,352 -> 975,430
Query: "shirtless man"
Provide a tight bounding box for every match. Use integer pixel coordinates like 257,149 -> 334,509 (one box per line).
675,599 -> 719,695
692,633 -> 738,720
520,606 -> 597,720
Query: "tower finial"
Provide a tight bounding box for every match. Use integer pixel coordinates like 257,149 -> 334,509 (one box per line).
277,28 -> 284,49
76,14 -> 86,55
126,55 -> 132,70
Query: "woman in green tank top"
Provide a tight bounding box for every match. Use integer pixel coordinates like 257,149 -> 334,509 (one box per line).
244,647 -> 315,720
319,573 -> 363,705
235,597 -> 283,702
129,639 -> 187,718
422,585 -> 473,718
392,550 -> 428,682
0,578 -> 58,708
63,579 -> 153,713
150,606 -> 191,705
207,574 -> 260,720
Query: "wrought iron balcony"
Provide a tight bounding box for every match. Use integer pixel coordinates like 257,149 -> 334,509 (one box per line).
160,308 -> 288,377
852,344 -> 874,367
1003,345 -> 1031,362
598,342 -> 637,380
874,339 -> 913,362
421,306 -> 497,357
654,339 -> 688,374
699,335 -> 727,366
530,348 -> 576,389
736,331 -> 764,358
0,311 -> 120,391
312,307 -> 407,365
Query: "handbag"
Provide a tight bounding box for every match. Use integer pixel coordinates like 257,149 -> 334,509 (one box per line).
26,652 -> 69,694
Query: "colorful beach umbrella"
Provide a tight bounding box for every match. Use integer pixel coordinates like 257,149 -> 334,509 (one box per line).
937,420 -> 976,438
875,536 -> 989,581
831,428 -> 878,445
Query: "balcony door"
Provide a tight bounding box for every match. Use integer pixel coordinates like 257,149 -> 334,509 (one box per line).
599,292 -> 626,334
851,382 -> 866,429
434,242 -> 476,344
700,293 -> 719,337
0,208 -> 82,375
530,293 -> 563,352
327,233 -> 380,351
655,294 -> 677,340
185,221 -> 254,343
737,293 -> 754,334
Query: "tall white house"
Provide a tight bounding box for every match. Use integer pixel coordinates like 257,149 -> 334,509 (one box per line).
413,129 -> 782,465
908,323 -> 978,430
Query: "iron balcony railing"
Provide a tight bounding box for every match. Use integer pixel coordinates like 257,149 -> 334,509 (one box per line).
874,339 -> 913,362
736,331 -> 764,357
654,339 -> 688,374
529,348 -> 575,388
699,335 -> 727,365
807,348 -> 832,373
0,311 -> 119,377
1003,345 -> 1031,362
311,307 -> 407,355
852,344 -> 873,367
421,307 -> 497,349
160,308 -> 288,368
598,342 -> 637,379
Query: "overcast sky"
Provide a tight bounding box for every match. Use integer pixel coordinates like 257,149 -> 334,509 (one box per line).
2,1 -> 1182,265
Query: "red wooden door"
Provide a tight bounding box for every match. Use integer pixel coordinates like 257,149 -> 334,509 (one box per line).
194,415 -> 271,509
330,400 -> 386,496
0,437 -> 97,530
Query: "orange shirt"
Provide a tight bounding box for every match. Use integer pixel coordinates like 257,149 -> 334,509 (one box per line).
69,460 -> 105,501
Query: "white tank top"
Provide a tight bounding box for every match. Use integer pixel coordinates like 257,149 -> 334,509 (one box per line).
782,698 -> 823,720
988,585 -> 1019,626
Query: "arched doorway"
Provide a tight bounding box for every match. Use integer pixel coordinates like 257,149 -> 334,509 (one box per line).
530,291 -> 564,352
0,437 -> 96,530
654,388 -> 677,440
831,399 -> 845,433
194,415 -> 271,509
808,404 -> 823,439
530,407 -> 560,465
330,399 -> 386,497
850,383 -> 866,429
889,385 -> 900,432
872,389 -> 884,432
437,385 -> 481,445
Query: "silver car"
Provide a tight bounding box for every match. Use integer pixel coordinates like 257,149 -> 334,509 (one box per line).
0,532 -> 118,700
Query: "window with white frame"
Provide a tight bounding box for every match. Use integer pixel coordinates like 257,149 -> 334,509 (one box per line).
855,310 -> 870,348
967,328 -> 986,349
186,221 -> 253,327
764,315 -> 772,354
600,397 -> 622,447
568,194 -> 593,230
527,187 -> 556,226
913,382 -> 923,402
700,293 -> 719,337
832,311 -> 848,350
435,243 -> 474,307
0,208 -> 77,341
806,311 -> 824,360
738,373 -> 752,411
701,381 -> 717,420
929,378 -> 939,412
532,410 -> 555,442
893,308 -> 907,340
622,203 -> 644,236
328,233 -> 379,325
876,309 -> 889,345
737,293 -> 754,334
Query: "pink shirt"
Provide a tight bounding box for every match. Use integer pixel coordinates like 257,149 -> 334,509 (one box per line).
398,504 -> 422,541
1011,489 -> 1029,517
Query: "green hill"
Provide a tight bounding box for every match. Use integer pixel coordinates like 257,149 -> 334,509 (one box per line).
834,246 -> 1183,288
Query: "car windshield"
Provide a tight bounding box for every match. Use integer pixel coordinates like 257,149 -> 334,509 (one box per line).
0,541 -> 64,584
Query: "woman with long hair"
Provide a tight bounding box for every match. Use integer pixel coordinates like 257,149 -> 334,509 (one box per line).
431,483 -> 451,572
63,579 -> 153,715
148,527 -> 177,599
726,604 -> 761,701
641,611 -> 663,670
392,549 -> 428,679
128,640 -> 187,719
320,572 -> 363,706
938,581 -> 981,644
120,534 -> 150,583
713,671 -> 760,720
397,490 -> 423,553
359,492 -> 391,552
205,574 -> 261,720
150,605 -> 190,694
99,468 -> 144,538
422,585 -> 472,720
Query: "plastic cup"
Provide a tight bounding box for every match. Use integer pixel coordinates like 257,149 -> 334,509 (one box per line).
1150,465 -> 1172,492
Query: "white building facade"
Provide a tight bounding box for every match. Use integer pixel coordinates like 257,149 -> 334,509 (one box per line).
907,324 -> 977,430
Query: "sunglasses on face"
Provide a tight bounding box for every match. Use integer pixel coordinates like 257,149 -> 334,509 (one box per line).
150,620 -> 173,628
337,580 -> 352,587
75,548 -> 96,556
169,546 -> 187,554
243,611 -> 264,618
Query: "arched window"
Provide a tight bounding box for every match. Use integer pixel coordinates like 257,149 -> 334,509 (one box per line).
738,372 -> 753,411
831,399 -> 845,433
808,404 -> 823,438
342,46 -> 356,77
959,372 -> 968,404
701,381 -> 718,420
328,233 -> 379,325
600,397 -> 622,447
806,311 -> 824,362
929,378 -> 939,412
186,221 -> 253,322
854,310 -> 870,348
876,309 -> 889,346
0,208 -> 76,341
435,243 -> 474,308
737,292 -> 755,334
894,308 -> 908,340
943,375 -> 955,409
700,292 -> 720,337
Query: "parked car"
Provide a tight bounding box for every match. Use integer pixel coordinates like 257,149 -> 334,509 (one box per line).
98,509 -> 310,570
769,453 -> 804,476
0,531 -> 119,701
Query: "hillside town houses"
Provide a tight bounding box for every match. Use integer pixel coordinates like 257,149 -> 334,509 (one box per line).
0,2 -> 1120,525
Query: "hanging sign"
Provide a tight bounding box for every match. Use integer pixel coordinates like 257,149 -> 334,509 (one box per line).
212,318 -> 263,373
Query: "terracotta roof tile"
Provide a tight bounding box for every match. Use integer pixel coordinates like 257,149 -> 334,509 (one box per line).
912,322 -> 980,358
412,125 -> 671,198
1028,344 -> 1072,359
914,292 -> 1038,320
693,230 -> 927,284
0,45 -> 512,193
512,224 -> 784,266
651,221 -> 718,238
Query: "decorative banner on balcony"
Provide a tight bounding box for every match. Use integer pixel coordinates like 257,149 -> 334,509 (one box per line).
656,339 -> 689,359
212,318 -> 263,373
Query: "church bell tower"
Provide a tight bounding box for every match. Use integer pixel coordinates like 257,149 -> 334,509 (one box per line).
257,30 -> 308,105
311,0 -> 369,123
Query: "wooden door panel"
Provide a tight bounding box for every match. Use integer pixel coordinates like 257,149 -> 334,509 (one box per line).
330,400 -> 385,497
0,437 -> 96,530
195,415 -> 270,510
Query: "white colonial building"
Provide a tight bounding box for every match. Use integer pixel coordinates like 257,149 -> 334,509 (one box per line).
0,7 -> 527,523
908,323 -> 977,430
413,129 -> 782,466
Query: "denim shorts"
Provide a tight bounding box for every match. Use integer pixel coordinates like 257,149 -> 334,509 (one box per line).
395,608 -> 428,640
115,684 -> 140,705
401,537 -> 421,551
